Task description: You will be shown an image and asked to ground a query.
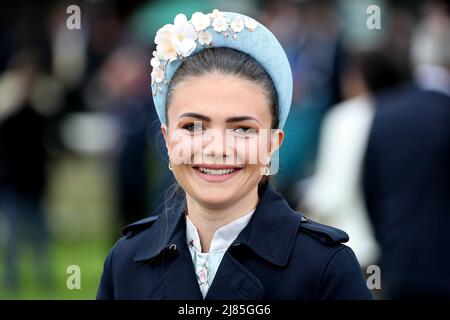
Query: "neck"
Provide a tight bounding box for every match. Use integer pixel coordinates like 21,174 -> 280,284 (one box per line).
185,185 -> 259,253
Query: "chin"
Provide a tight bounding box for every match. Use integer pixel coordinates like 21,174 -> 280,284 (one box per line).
193,189 -> 237,208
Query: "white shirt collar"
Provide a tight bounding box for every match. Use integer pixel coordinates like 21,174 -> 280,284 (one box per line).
185,208 -> 256,253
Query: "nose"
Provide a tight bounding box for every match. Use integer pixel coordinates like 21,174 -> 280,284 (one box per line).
203,128 -> 229,159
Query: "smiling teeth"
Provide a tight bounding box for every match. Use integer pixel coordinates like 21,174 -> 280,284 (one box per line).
198,167 -> 235,175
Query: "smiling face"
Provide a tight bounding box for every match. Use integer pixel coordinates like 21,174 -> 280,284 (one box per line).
161,72 -> 284,209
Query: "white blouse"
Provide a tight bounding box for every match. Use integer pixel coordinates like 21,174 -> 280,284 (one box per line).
185,208 -> 256,298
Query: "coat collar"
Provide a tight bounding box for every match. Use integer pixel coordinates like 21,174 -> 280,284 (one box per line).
133,181 -> 302,267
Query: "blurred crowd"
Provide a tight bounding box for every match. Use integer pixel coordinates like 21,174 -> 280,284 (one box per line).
0,0 -> 449,299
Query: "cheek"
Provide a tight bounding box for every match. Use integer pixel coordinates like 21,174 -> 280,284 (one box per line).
235,135 -> 271,165
234,138 -> 258,165
167,130 -> 201,165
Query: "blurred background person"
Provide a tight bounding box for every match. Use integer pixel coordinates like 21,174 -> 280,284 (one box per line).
363,0 -> 450,299
0,51 -> 58,293
263,1 -> 344,207
83,45 -> 173,240
300,50 -> 406,270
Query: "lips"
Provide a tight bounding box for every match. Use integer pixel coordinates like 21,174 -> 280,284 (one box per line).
198,167 -> 236,175
192,164 -> 243,182
192,164 -> 244,170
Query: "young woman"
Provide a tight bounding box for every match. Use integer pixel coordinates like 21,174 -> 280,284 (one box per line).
97,10 -> 372,300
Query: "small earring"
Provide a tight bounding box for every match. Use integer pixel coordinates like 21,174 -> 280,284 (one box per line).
263,166 -> 270,176
168,161 -> 173,171
263,159 -> 271,176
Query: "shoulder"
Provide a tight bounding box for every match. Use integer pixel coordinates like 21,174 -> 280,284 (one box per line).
295,216 -> 354,267
97,215 -> 162,299
104,215 -> 162,262
297,215 -> 349,246
291,213 -> 353,272
121,215 -> 160,239
293,215 -> 372,299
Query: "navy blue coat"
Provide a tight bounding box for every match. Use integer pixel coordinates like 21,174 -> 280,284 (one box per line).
97,181 -> 372,300
363,84 -> 450,298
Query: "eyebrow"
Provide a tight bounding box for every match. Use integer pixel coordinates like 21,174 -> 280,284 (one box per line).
178,112 -> 261,125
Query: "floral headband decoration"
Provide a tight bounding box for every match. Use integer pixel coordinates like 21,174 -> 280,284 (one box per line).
150,9 -> 293,129
151,9 -> 259,88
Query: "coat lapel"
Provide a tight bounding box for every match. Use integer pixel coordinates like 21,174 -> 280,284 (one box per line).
205,252 -> 264,300
148,247 -> 204,299
132,199 -> 203,300
204,181 -> 302,300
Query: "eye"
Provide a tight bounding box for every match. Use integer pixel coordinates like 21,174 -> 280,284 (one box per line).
182,123 -> 204,132
233,126 -> 257,136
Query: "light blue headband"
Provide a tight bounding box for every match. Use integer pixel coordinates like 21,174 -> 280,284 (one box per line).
150,9 -> 293,129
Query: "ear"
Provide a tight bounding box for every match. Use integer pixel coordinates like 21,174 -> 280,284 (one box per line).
161,123 -> 169,150
268,129 -> 284,158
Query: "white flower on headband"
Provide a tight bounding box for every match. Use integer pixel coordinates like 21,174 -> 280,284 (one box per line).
245,18 -> 259,31
198,30 -> 213,45
155,24 -> 177,62
151,66 -> 165,83
212,16 -> 229,32
172,14 -> 198,57
151,9 -> 260,95
230,16 -> 244,32
210,9 -> 224,20
155,24 -> 173,46
191,12 -> 211,31
150,51 -> 160,68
